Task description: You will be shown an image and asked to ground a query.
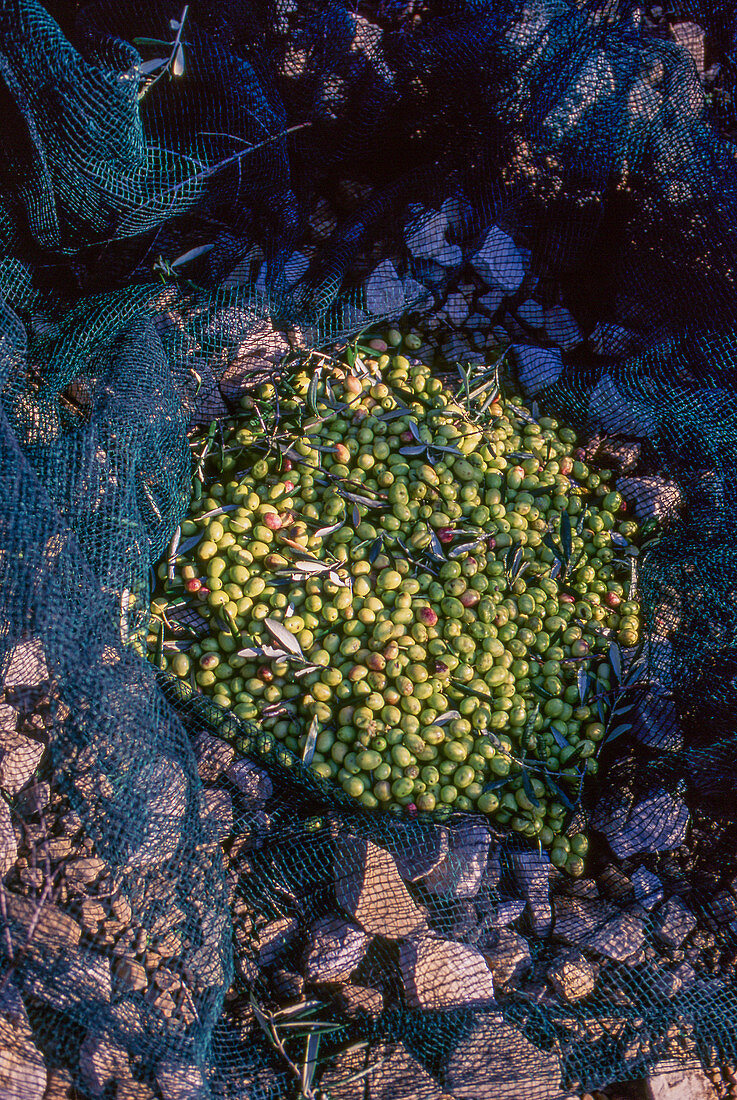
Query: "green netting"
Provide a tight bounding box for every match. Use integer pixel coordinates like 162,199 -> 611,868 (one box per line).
3,1 -> 737,1098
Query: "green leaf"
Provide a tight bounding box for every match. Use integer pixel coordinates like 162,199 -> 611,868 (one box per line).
577,667 -> 589,705
368,536 -> 383,564
604,722 -> 632,744
139,57 -> 168,74
302,715 -> 320,766
543,533 -> 564,562
543,775 -> 575,812
133,37 -> 173,46
550,725 -> 570,751
450,680 -> 494,703
609,641 -> 622,681
560,510 -> 573,564
521,769 -> 541,808
307,371 -> 320,417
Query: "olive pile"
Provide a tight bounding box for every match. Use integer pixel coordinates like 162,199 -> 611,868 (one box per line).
151,332 -> 642,872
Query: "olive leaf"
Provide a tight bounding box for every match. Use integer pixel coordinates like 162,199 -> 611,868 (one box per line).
610,531 -> 629,548
560,510 -> 573,563
427,529 -> 446,560
313,519 -> 344,539
609,641 -> 622,681
408,419 -> 422,443
368,536 -> 383,564
307,371 -> 320,417
543,775 -> 576,812
302,716 -> 320,766
338,490 -> 388,509
521,769 -> 541,808
139,57 -> 170,74
577,667 -> 589,705
352,503 -> 361,528
604,722 -> 633,744
449,538 -> 484,559
399,445 -> 427,457
483,776 -> 511,792
263,618 -> 304,656
434,710 -> 461,725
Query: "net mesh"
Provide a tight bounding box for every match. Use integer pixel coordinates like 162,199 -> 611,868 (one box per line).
2,1 -> 737,1097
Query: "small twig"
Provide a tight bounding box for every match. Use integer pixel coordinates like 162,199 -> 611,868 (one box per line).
137,5 -> 189,101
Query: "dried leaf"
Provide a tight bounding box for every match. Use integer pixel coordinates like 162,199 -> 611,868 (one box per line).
139,57 -> 168,74
172,42 -> 185,77
434,710 -> 461,724
448,539 -> 482,558
263,618 -> 304,656
171,243 -> 214,268
313,519 -> 344,539
307,371 -> 320,416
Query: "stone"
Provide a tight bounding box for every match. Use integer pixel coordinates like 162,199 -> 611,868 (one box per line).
202,788 -> 233,842
318,1048 -> 370,1100
26,953 -> 112,1010
44,1067 -> 74,1100
547,951 -> 596,1002
0,730 -> 44,796
590,321 -> 636,356
472,226 -> 526,293
444,1017 -> 563,1100
592,786 -> 689,859
405,209 -> 449,261
219,323 -> 290,398
392,825 -> 449,882
487,899 -> 526,929
632,868 -> 664,911
706,889 -> 737,926
335,837 -> 426,939
368,1042 -> 444,1100
155,1061 -> 208,1100
544,306 -> 582,350
272,970 -> 304,1000
654,897 -> 698,949
617,476 -> 682,522
117,1083 -> 156,1100
284,251 -> 309,286
553,896 -> 614,945
421,819 -> 490,898
588,376 -> 656,437
3,892 -> 81,950
337,984 -> 384,1019
672,22 -> 705,73
0,1000 -> 47,1100
0,798 -> 16,877
64,858 -> 107,886
631,693 -> 683,752
2,639 -> 48,688
512,849 -> 552,936
484,929 -> 531,986
585,913 -> 646,962
517,299 -> 545,326
646,1062 -> 717,1100
513,344 -> 563,396
444,292 -> 469,326
402,276 -> 432,310
399,936 -> 497,1011
478,288 -> 506,315
225,759 -> 273,804
113,958 -> 148,993
193,733 -> 234,782
256,917 -> 299,967
365,260 -> 405,316
304,916 -> 370,983
78,1034 -> 130,1098
126,758 -> 188,868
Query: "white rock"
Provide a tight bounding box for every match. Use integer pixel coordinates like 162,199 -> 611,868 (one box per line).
513,345 -> 563,396
127,759 -> 188,868
444,1017 -> 562,1100
632,868 -> 664,911
592,786 -> 689,859
26,954 -> 111,1011
201,788 -> 233,842
543,50 -> 616,134
284,251 -> 309,286
646,1062 -> 718,1100
628,79 -> 663,124
156,1061 -> 208,1100
517,299 -> 545,326
194,732 -> 234,782
512,849 -> 552,936
544,305 -> 582,349
254,263 -> 268,293
402,276 -> 432,309
364,260 -> 405,316
547,950 -> 597,1002
588,375 -> 656,436
2,639 -> 48,688
443,292 -> 470,326
478,288 -> 506,315
617,476 -> 682,522
672,22 -> 705,73
0,798 -> 16,878
654,897 -> 698,949
484,929 -> 531,986
79,1034 -> 130,1098
0,730 -> 44,797
0,988 -> 46,1100
225,759 -> 273,804
405,209 -> 449,261
472,226 -> 525,293
434,242 -> 463,268
304,916 -> 369,982
399,936 -> 497,1011
590,321 -> 635,356
441,195 -> 470,233
422,819 -> 491,898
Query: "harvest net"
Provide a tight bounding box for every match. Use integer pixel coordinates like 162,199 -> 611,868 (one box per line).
2,1 -> 737,1098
